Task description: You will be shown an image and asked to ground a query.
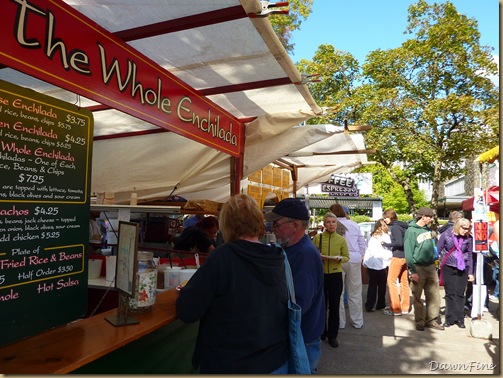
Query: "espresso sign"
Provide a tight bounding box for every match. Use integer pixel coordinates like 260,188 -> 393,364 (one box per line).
0,79 -> 93,347
321,174 -> 360,197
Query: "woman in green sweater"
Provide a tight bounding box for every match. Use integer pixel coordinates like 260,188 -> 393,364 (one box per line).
312,212 -> 350,348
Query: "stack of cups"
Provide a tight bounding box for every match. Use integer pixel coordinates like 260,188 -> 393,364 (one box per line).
106,256 -> 117,281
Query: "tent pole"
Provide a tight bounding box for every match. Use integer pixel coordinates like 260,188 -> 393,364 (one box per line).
230,156 -> 243,196
292,165 -> 298,197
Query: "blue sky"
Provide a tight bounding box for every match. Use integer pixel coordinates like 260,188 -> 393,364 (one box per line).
290,0 -> 500,67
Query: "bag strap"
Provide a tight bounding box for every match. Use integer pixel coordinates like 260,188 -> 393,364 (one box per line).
283,250 -> 296,304
440,246 -> 456,270
273,242 -> 297,303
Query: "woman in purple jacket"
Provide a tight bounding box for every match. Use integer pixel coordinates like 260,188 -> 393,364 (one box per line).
437,218 -> 474,328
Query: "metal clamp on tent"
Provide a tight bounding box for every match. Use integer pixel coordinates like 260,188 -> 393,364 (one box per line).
249,1 -> 289,17
298,73 -> 322,84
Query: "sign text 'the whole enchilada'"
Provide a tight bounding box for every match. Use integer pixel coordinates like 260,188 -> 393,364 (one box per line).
1,0 -> 243,156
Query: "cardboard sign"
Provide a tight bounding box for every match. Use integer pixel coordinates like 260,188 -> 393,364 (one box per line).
473,221 -> 489,252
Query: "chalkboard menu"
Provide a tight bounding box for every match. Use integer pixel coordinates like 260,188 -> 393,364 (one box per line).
0,79 -> 93,347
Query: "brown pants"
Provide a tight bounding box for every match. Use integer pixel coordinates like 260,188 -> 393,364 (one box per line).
411,264 -> 441,327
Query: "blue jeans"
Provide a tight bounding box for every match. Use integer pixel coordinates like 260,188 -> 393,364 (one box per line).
270,360 -> 288,374
493,265 -> 499,297
271,338 -> 321,374
306,337 -> 322,374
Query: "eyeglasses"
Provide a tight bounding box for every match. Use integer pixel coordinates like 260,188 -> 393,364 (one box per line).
461,226 -> 471,231
272,220 -> 295,229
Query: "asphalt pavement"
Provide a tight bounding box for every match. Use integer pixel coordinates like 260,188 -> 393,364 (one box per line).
317,285 -> 500,375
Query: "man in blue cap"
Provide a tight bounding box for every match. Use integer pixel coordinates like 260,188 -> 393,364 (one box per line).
265,198 -> 325,373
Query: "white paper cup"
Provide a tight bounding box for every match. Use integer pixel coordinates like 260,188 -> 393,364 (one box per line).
106,256 -> 117,281
88,259 -> 102,279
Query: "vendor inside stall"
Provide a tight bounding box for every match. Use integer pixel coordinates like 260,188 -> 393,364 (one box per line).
174,216 -> 219,254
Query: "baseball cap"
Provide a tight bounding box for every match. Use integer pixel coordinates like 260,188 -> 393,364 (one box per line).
264,198 -> 310,221
417,207 -> 434,217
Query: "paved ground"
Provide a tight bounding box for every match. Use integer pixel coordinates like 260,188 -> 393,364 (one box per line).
317,285 -> 500,375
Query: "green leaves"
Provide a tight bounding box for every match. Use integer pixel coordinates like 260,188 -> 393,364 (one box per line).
269,0 -> 314,53
296,0 -> 499,213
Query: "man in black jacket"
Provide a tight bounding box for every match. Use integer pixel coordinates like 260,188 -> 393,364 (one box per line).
438,211 -> 463,235
382,209 -> 410,316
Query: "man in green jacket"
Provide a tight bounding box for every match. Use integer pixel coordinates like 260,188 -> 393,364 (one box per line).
404,207 -> 444,331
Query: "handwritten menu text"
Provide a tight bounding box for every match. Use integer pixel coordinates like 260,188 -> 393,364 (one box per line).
0,79 -> 93,347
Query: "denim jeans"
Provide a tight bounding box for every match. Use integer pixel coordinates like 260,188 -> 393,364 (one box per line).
306,337 -> 322,374
270,360 -> 288,374
271,339 -> 321,374
492,265 -> 499,297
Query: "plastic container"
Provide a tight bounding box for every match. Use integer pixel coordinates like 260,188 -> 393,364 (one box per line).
129,251 -> 157,312
164,267 -> 182,288
179,268 -> 197,286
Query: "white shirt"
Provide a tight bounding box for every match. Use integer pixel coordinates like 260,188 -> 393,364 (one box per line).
338,218 -> 366,263
363,233 -> 393,270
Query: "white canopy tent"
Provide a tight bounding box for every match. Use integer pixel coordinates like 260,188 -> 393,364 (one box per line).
0,0 -> 370,203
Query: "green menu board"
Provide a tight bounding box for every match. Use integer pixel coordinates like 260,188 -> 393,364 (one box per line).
0,79 -> 93,347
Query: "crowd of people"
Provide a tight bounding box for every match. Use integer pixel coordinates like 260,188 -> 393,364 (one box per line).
175,195 -> 499,374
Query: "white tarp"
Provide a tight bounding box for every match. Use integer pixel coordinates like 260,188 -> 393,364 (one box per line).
90,119 -> 367,203
0,0 -> 368,203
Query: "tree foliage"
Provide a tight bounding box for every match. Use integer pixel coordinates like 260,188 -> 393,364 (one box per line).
297,1 -> 499,216
353,164 -> 428,214
297,45 -> 362,124
361,0 -> 499,214
269,0 -> 314,53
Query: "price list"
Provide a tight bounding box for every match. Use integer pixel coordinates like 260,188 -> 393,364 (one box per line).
0,79 -> 93,347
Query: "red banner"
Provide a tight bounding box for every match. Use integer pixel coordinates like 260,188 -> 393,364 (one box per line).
0,0 -> 243,157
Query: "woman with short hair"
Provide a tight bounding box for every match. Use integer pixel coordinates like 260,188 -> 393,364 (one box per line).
176,194 -> 289,373
312,212 -> 349,348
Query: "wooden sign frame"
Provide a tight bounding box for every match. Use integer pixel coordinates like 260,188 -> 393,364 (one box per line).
115,221 -> 139,297
105,221 -> 140,327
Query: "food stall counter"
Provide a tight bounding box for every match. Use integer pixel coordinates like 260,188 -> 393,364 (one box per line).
0,289 -> 190,374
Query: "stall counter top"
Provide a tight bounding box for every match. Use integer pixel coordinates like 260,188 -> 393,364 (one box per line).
0,289 -> 180,374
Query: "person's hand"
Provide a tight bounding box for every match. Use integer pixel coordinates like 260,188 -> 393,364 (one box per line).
467,274 -> 475,282
410,273 -> 419,282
